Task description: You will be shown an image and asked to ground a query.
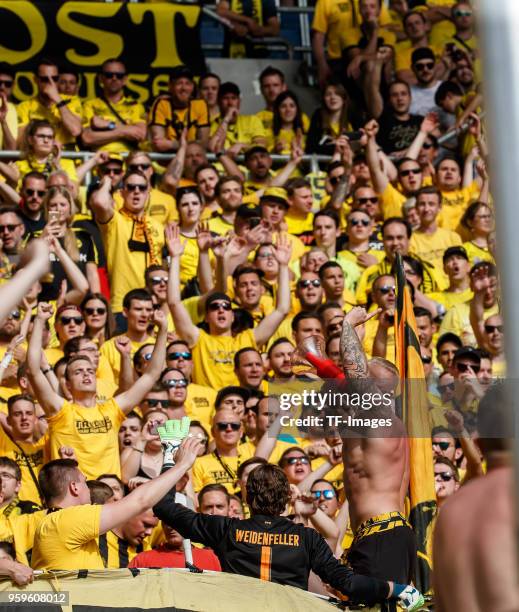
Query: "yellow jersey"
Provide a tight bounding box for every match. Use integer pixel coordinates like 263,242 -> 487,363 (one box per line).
409,227 -> 462,280
98,530 -> 151,568
32,504 -> 104,570
191,329 -> 257,390
438,181 -> 480,231
99,210 -> 165,312
148,97 -> 209,142
47,398 -> 126,480
185,384 -> 217,431
439,301 -> 499,347
100,334 -> 155,383
210,114 -> 267,149
114,189 -> 176,227
15,158 -> 77,186
192,443 -> 255,494
17,96 -> 83,146
0,508 -> 48,566
462,241 -> 495,265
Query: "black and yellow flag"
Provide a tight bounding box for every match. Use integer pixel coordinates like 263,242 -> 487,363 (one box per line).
394,253 -> 437,594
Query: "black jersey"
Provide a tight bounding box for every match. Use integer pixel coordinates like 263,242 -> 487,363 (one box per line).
154,493 -> 390,607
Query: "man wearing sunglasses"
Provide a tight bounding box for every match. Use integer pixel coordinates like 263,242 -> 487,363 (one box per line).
294,272 -> 324,314
434,456 -> 460,508
27,302 -> 169,480
362,274 -> 396,362
167,225 -> 291,390
18,172 -> 47,234
431,427 -> 461,464
344,209 -> 383,274
161,367 -> 213,431
192,408 -> 254,494
17,58 -> 82,148
90,171 -> 165,316
82,59 -> 146,154
0,62 -> 17,151
409,48 -> 442,116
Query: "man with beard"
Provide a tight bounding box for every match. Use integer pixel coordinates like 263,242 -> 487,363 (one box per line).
208,176 -> 244,236
1,172 -> 47,234
0,207 -> 25,268
195,164 -> 220,216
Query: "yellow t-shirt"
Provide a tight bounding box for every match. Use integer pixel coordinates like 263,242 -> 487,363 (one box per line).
462,241 -> 495,266
32,504 -> 104,570
191,329 -> 257,390
15,158 -> 77,186
380,183 -> 406,219
210,114 -> 267,148
339,24 -> 396,52
264,114 -> 310,154
99,210 -> 165,312
312,0 -> 392,60
47,398 -> 126,480
207,215 -> 234,236
427,287 -> 473,311
113,189 -> 176,227
0,508 -> 47,566
82,96 -> 146,153
409,227 -> 462,280
438,181 -> 480,231
100,335 -> 155,384
285,212 -> 314,236
98,529 -> 151,568
17,96 -> 83,146
192,443 -> 255,494
0,430 -> 49,504
185,384 -> 217,431
362,316 -> 396,363
439,301 -> 499,347
148,97 -> 209,142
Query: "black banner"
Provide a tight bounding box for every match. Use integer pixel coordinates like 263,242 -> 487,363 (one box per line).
0,1 -> 206,103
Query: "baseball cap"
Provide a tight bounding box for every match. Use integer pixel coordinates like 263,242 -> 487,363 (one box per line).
205,292 -> 232,312
215,386 -> 250,408
412,48 -> 435,64
169,65 -> 194,82
453,346 -> 481,364
236,204 -> 261,221
260,187 -> 289,208
101,153 -> 123,165
443,246 -> 469,264
56,304 -> 82,319
245,145 -> 269,161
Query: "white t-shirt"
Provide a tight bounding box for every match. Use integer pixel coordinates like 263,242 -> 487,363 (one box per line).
410,81 -> 442,116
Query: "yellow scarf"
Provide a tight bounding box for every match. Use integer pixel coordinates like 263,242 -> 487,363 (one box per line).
120,208 -> 160,266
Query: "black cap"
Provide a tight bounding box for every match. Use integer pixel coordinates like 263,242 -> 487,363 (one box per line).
219,82 -> 241,98
205,292 -> 232,311
443,246 -> 469,263
412,47 -> 435,64
453,346 -> 481,364
169,65 -> 194,82
215,386 -> 250,408
235,204 -> 261,221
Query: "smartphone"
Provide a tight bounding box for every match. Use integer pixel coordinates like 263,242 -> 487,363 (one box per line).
343,131 -> 364,141
49,210 -> 60,224
387,314 -> 395,325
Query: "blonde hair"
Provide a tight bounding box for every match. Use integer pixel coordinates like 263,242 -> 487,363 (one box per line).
43,186 -> 80,262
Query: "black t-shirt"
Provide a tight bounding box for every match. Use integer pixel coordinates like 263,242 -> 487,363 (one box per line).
154,493 -> 390,606
377,111 -> 424,154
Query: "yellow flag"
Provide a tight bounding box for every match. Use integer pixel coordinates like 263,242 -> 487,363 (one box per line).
394,253 -> 437,593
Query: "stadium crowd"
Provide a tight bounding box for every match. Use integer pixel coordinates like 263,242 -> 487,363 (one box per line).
0,0 -> 511,610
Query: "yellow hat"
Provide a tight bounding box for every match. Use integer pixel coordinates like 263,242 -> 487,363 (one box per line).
260,187 -> 289,207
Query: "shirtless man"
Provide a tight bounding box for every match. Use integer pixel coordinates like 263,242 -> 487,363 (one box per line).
337,307 -> 416,604
433,382 -> 519,612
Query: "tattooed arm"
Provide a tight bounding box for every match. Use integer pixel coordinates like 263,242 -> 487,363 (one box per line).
340,307 -> 377,379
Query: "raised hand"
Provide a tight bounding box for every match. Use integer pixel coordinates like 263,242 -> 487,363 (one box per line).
421,112 -> 439,134
196,221 -> 212,252
165,223 -> 185,258
272,232 -> 292,266
153,308 -> 168,331
470,263 -> 492,294
58,446 -> 77,460
363,119 -> 379,140
444,409 -> 465,434
114,335 -> 131,356
36,302 -> 54,322
345,306 -> 381,328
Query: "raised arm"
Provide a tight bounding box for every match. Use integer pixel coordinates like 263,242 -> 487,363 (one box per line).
113,335 -> 135,394
253,233 -> 291,347
469,266 -> 490,350
166,224 -> 200,347
27,303 -> 64,417
46,236 -> 89,305
406,113 -> 439,160
115,310 -> 168,413
89,176 -> 115,224
365,120 -> 388,194
161,129 -> 187,196
196,222 -> 215,295
327,137 -> 353,212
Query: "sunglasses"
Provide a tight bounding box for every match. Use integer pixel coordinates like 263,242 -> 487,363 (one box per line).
439,382 -> 455,393
356,197 -> 378,205
162,378 -> 188,388
84,307 -> 106,316
103,71 -> 126,80
377,285 -> 396,295
329,175 -> 343,186
285,456 -> 310,466
454,9 -> 472,17
216,422 -> 241,431
312,490 -> 335,500
350,218 -> 370,227
7,310 -> 20,320
129,163 -> 151,172
60,316 -> 83,325
102,167 -> 123,176
421,355 -> 432,364
38,75 -> 59,83
150,277 -> 168,285
256,251 -> 274,259
415,61 -> 435,71
0,79 -> 13,87
422,142 -> 434,150
0,224 -> 21,233
125,183 -> 148,193
433,441 -> 451,451
168,351 -> 192,360
435,472 -> 455,482
25,189 -> 46,197
208,301 -> 232,312
400,168 -> 421,177
145,398 -> 170,408
298,279 -> 321,288
484,324 -> 503,334
456,362 -> 480,374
